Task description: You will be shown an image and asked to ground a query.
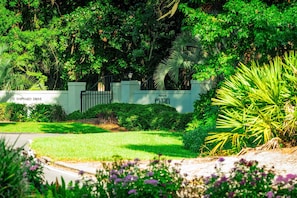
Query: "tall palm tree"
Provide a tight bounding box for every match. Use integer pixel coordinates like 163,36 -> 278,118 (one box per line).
153,32 -> 205,89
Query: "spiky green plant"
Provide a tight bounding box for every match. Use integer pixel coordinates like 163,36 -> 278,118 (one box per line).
207,51 -> 297,154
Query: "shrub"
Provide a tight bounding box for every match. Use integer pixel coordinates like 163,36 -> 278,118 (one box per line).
183,125 -> 212,153
93,156 -> 183,198
203,158 -> 297,197
66,110 -> 84,120
0,103 -> 6,121
272,174 -> 297,197
0,137 -> 46,196
186,88 -> 219,131
5,103 -> 27,121
204,158 -> 275,197
23,156 -> 45,194
29,104 -> 66,122
209,51 -> 297,154
82,103 -> 190,131
0,138 -> 28,197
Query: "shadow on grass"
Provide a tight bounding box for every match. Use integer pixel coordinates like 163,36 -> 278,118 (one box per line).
142,132 -> 183,139
0,122 -> 16,127
40,122 -> 109,134
125,144 -> 197,159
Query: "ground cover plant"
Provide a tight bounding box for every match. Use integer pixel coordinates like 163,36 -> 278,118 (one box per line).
30,131 -> 197,161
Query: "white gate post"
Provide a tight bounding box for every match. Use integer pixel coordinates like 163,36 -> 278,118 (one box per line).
67,82 -> 86,113
120,80 -> 140,103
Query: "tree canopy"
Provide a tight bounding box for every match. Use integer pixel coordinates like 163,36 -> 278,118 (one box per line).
0,0 -> 182,90
0,0 -> 296,90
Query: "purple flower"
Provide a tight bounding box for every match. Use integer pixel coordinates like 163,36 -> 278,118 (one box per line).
218,157 -> 225,162
286,173 -> 297,181
110,174 -> 117,181
275,175 -> 285,184
147,171 -> 154,177
144,179 -> 159,186
266,191 -> 274,198
220,175 -> 228,182
228,192 -> 235,198
30,165 -> 39,171
124,175 -> 138,182
211,174 -> 217,179
114,178 -> 123,184
128,189 -> 137,195
78,170 -> 84,176
110,169 -> 117,175
239,179 -> 246,185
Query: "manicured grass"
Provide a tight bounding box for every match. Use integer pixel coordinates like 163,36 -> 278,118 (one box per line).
0,122 -> 108,133
31,131 -> 197,161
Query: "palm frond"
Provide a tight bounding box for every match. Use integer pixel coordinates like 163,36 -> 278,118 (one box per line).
153,32 -> 204,89
153,61 -> 172,90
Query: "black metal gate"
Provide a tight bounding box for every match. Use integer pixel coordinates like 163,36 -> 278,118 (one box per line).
80,76 -> 113,112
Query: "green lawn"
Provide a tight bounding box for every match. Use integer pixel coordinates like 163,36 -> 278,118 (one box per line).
31,131 -> 197,161
0,122 -> 108,133
0,122 -> 197,161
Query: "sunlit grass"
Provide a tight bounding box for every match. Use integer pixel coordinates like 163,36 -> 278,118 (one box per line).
31,131 -> 197,161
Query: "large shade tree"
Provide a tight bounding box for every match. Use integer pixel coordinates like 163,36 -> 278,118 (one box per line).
0,0 -> 182,90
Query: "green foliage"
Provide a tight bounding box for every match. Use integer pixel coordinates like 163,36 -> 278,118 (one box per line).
209,51 -> 297,154
0,0 -> 182,89
23,156 -> 45,194
0,138 -> 27,197
153,31 -> 204,90
0,103 -> 6,121
204,158 -> 275,197
29,104 -> 66,122
182,125 -> 212,153
5,103 -> 27,121
66,110 -> 84,120
94,157 -> 183,197
42,177 -> 93,198
186,88 -> 219,131
273,174 -> 297,197
204,157 -> 297,197
82,103 -> 190,131
180,0 -> 297,81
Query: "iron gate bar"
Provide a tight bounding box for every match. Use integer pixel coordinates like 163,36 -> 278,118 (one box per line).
80,90 -> 113,112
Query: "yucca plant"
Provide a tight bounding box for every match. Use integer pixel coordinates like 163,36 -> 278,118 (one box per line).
207,51 -> 297,154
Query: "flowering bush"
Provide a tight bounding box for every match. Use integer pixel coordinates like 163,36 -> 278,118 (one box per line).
93,156 -> 183,197
204,158 -> 275,197
23,156 -> 45,193
270,173 -> 297,197
203,158 -> 297,198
